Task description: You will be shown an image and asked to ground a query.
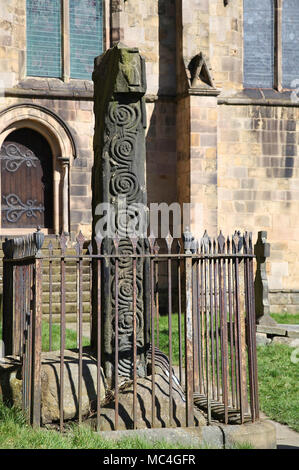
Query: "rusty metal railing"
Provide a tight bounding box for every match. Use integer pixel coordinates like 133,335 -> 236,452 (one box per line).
1,228 -> 259,430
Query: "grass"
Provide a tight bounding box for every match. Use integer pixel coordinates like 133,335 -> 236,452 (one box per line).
159,313 -> 299,433
0,400 -> 253,449
270,313 -> 299,324
156,313 -> 184,365
2,313 -> 298,445
0,401 -> 198,449
42,323 -> 90,352
257,343 -> 299,432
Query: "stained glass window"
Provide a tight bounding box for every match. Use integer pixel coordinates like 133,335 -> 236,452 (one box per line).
70,0 -> 103,80
282,0 -> 299,89
243,0 -> 274,88
27,0 -> 62,78
26,0 -> 103,80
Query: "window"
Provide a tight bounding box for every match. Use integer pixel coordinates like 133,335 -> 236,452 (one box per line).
282,0 -> 299,89
26,0 -> 104,80
243,0 -> 274,88
27,0 -> 62,78
243,0 -> 299,90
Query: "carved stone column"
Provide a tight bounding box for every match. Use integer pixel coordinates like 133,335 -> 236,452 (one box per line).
59,157 -> 70,234
92,44 -> 150,386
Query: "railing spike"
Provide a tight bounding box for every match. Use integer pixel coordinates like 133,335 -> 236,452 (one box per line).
217,230 -> 225,254
48,240 -> 53,257
59,232 -> 68,256
165,232 -> 173,253
95,235 -> 103,254
154,241 -> 160,255
148,232 -> 156,253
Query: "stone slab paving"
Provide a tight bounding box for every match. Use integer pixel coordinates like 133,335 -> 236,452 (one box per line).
260,413 -> 299,449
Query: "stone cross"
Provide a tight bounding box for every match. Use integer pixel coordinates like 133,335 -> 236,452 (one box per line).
91,44 -> 150,386
254,231 -> 276,326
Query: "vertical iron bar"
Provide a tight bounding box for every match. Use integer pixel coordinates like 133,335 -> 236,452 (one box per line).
150,242 -> 156,428
32,256 -> 43,428
209,249 -> 216,402
203,241 -> 211,423
27,267 -> 33,422
234,253 -> 245,424
200,256 -> 206,395
213,240 -> 220,402
192,257 -> 199,393
248,234 -> 260,420
114,243 -> 119,431
178,254 -> 183,385
185,252 -> 194,427
250,252 -> 260,420
77,233 -> 84,426
132,238 -> 137,430
96,237 -> 102,432
222,256 -> 229,424
227,240 -> 236,409
166,234 -> 173,427
154,244 -> 160,349
59,234 -> 67,432
49,245 -> 53,352
196,257 -> 203,395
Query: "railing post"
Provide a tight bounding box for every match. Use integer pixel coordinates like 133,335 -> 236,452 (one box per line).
183,229 -> 194,427
31,228 -> 44,428
254,231 -> 275,326
2,241 -> 15,356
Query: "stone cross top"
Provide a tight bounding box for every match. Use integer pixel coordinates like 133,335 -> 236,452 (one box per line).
92,44 -> 150,386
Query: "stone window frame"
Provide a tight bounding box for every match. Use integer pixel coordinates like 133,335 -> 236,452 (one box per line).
25,0 -> 110,83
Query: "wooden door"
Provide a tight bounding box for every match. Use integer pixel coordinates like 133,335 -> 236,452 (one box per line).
1,128 -> 53,229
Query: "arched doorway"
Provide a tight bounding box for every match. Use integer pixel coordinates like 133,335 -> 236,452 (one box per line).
1,128 -> 54,229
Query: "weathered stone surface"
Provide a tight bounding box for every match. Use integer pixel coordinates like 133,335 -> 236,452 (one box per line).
0,356 -> 22,408
256,325 -> 287,336
93,374 -> 206,431
256,332 -> 271,346
41,350 -> 106,424
272,337 -> 299,347
92,43 -> 150,385
254,232 -> 276,326
0,350 -> 107,425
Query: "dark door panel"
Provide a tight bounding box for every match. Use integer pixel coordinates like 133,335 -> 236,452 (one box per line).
1,129 -> 53,229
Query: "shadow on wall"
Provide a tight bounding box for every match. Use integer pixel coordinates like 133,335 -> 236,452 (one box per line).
145,1 -> 178,312
146,0 -> 177,219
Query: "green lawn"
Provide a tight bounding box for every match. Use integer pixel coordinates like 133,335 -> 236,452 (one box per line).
270,313 -> 299,324
257,343 -> 299,432
0,401 -> 204,449
42,323 -> 90,352
1,313 -> 299,445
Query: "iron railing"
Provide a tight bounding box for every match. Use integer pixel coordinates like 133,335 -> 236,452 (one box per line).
2,229 -> 259,430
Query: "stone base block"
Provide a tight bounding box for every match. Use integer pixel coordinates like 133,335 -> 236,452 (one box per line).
0,349 -> 107,424
89,374 -> 206,431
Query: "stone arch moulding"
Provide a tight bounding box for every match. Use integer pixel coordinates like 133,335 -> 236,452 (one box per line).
0,104 -> 78,235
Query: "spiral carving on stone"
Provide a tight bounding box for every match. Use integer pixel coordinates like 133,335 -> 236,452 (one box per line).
110,134 -> 135,165
103,99 -> 146,378
110,170 -> 140,203
116,204 -> 141,238
109,103 -> 140,130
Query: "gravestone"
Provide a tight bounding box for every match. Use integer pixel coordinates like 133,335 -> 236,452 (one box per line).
92,43 -> 150,386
